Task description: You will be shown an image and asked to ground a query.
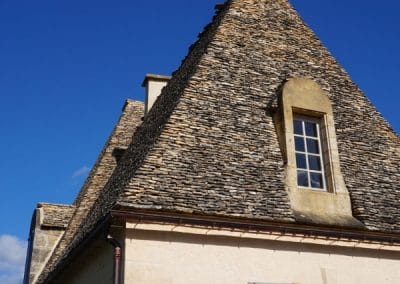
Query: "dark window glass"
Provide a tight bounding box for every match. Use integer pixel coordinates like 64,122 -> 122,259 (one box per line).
308,155 -> 321,171
295,137 -> 305,152
293,120 -> 303,135
297,170 -> 309,187
296,153 -> 307,169
306,138 -> 319,154
305,121 -> 317,137
293,116 -> 326,190
310,172 -> 324,188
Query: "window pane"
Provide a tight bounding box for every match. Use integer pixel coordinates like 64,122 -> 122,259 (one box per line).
308,155 -> 321,171
296,153 -> 307,169
293,116 -> 326,190
306,138 -> 319,154
295,137 -> 305,152
293,120 -> 303,135
297,170 -> 309,187
310,172 -> 324,188
305,121 -> 317,137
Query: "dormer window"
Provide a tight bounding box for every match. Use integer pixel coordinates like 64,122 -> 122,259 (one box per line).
293,116 -> 326,190
275,77 -> 358,226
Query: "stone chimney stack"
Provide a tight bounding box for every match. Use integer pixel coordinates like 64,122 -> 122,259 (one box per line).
142,74 -> 171,115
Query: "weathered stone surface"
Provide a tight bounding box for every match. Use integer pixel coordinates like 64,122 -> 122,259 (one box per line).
26,204 -> 74,283
38,203 -> 74,229
109,0 -> 399,231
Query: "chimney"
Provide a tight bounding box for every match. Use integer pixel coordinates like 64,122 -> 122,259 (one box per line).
142,73 -> 171,115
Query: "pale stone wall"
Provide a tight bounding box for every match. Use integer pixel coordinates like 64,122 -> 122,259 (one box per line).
55,243 -> 113,284
28,220 -> 63,283
124,226 -> 400,284
25,205 -> 73,284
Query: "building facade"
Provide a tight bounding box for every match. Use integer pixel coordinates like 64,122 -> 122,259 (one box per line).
24,0 -> 400,283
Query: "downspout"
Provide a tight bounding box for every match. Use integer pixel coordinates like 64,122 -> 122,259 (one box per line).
106,234 -> 122,284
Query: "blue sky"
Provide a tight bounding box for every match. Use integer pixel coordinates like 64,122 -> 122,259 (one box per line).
0,0 -> 399,283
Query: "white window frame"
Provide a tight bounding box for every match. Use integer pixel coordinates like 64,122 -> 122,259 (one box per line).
293,115 -> 327,191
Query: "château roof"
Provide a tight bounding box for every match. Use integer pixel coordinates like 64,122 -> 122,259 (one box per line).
37,0 -> 400,282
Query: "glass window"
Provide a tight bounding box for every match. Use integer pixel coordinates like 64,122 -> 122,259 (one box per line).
294,137 -> 305,152
293,120 -> 303,135
296,153 -> 307,169
297,170 -> 309,187
305,121 -> 318,137
293,116 -> 326,190
306,138 -> 319,154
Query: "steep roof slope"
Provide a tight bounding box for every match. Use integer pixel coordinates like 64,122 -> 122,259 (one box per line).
37,100 -> 143,282
39,0 -> 400,281
81,0 -> 400,243
118,0 -> 399,230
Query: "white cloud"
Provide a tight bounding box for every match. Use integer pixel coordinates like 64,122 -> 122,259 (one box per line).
0,235 -> 27,284
72,165 -> 90,178
0,273 -> 24,284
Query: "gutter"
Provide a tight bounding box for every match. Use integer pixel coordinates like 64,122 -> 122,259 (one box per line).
111,209 -> 400,245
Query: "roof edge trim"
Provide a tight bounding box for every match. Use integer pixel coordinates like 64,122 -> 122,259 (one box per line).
111,208 -> 400,245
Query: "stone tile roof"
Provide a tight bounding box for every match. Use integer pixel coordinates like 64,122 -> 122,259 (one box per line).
37,203 -> 74,229
37,100 -> 143,283
114,0 -> 399,231
108,0 -> 400,231
38,0 -> 400,282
